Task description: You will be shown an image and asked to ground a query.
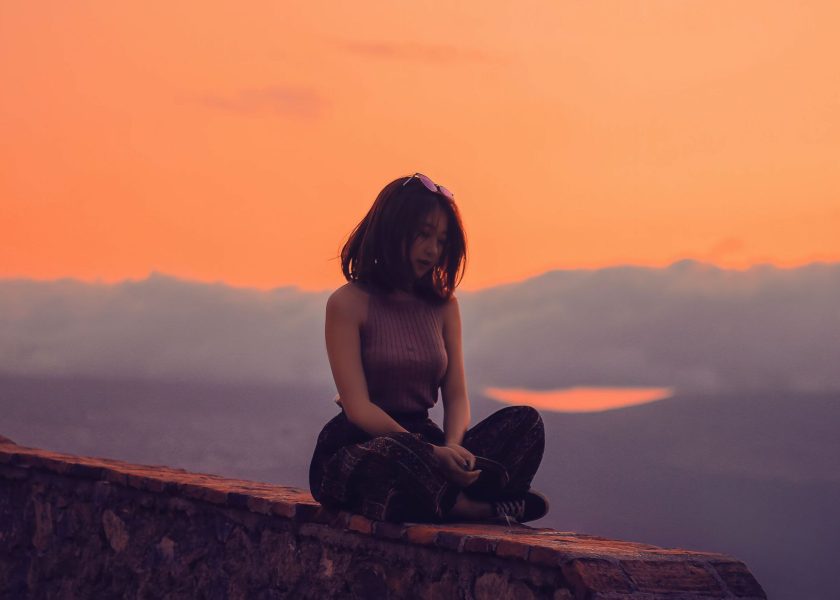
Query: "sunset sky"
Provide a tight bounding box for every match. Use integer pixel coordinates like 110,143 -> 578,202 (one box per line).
2,1 -> 839,292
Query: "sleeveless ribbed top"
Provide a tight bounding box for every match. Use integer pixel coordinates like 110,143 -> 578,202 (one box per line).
334,283 -> 449,415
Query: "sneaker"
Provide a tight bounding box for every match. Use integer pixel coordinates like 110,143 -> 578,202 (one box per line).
491,489 -> 549,524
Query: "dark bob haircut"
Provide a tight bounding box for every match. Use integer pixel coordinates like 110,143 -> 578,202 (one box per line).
340,175 -> 467,305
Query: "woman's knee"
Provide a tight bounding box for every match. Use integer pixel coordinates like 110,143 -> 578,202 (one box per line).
496,404 -> 543,429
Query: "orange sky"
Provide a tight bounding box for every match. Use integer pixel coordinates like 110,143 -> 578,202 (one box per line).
2,1 -> 839,292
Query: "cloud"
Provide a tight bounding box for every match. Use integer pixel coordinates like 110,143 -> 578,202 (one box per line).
461,260 -> 840,394
1,260 -> 839,393
0,273 -> 330,386
335,39 -> 500,65
197,85 -> 324,118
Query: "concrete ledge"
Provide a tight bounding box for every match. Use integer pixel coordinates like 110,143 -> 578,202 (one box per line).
0,438 -> 766,599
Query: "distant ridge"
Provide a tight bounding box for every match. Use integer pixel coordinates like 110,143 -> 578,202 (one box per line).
2,262 -> 839,392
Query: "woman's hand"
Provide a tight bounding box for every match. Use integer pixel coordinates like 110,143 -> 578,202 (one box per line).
432,444 -> 482,488
444,442 -> 476,470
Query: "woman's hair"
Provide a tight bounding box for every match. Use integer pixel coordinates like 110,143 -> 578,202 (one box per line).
339,175 -> 467,305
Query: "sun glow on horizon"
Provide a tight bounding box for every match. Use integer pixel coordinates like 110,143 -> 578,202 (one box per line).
484,386 -> 675,413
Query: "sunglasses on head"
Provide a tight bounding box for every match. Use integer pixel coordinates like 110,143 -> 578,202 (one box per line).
402,172 -> 454,201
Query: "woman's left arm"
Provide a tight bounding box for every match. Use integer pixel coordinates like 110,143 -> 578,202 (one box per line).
441,295 -> 470,447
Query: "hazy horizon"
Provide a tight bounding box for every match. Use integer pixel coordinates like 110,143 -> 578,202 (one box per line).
3,260 -> 839,409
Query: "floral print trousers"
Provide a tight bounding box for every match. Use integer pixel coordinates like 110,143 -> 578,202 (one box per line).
308,404 -> 545,523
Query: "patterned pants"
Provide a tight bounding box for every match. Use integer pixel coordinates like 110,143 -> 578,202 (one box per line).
308,405 -> 545,523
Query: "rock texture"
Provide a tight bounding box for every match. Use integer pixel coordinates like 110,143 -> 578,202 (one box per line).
0,436 -> 766,599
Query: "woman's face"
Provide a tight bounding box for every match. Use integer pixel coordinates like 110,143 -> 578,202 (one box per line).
406,205 -> 448,280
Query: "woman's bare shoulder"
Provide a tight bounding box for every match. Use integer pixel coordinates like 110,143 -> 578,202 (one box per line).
332,281 -> 373,302
328,282 -> 371,325
440,293 -> 459,325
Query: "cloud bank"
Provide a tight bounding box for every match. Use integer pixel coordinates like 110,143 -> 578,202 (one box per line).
1,260 -> 839,393
197,85 -> 324,118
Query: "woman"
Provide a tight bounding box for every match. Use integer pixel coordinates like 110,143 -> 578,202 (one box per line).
308,173 -> 548,525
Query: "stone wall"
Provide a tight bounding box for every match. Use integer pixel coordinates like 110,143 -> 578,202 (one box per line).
0,436 -> 766,599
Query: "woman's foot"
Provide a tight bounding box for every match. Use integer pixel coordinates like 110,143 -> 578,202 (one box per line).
490,489 -> 550,524
444,491 -> 495,521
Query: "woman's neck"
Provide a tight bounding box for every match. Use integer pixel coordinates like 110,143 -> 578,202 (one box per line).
388,287 -> 417,301
386,278 -> 422,300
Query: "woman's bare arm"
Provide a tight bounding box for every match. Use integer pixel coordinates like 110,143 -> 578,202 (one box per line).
441,295 -> 471,446
324,286 -> 409,437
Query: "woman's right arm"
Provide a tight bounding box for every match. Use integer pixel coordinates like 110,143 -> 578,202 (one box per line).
324,288 -> 410,437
